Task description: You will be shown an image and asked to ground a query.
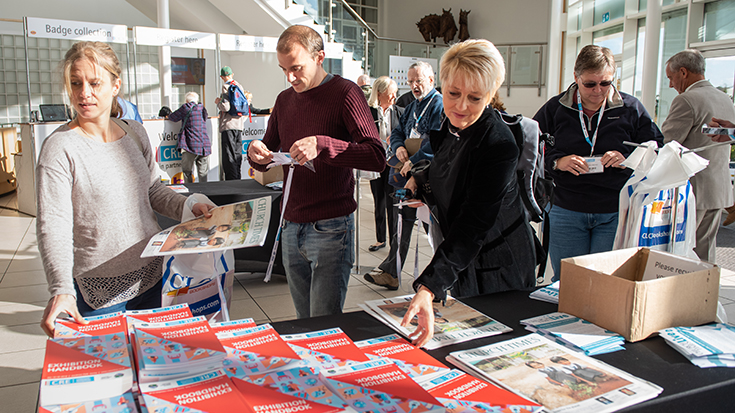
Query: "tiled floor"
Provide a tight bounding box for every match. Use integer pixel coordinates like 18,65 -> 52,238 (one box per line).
2,182 -> 735,411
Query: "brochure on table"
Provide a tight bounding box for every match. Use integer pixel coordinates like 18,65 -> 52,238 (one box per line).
447,334 -> 662,413
363,295 -> 512,350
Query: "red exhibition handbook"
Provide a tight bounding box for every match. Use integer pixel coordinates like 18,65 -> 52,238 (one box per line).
139,369 -> 249,412
416,369 -> 543,412
231,376 -> 346,413
40,334 -> 133,407
54,311 -> 128,339
281,327 -> 370,369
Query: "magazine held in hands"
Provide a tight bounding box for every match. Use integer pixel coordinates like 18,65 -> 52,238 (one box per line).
141,197 -> 272,257
447,334 -> 662,413
362,295 -> 512,350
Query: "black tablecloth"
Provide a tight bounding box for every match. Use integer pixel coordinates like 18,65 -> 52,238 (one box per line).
157,180 -> 284,274
270,291 -> 735,412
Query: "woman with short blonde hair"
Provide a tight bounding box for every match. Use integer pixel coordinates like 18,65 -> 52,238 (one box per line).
399,40 -> 537,347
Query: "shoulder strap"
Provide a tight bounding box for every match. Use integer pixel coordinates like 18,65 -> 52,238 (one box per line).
180,103 -> 196,130
111,117 -> 144,154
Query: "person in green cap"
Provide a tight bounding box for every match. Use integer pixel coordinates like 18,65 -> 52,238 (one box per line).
215,66 -> 245,180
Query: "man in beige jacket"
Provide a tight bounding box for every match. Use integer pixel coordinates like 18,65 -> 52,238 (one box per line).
662,49 -> 735,262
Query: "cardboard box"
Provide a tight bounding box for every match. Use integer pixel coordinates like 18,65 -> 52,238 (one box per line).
253,165 -> 283,186
558,247 -> 719,342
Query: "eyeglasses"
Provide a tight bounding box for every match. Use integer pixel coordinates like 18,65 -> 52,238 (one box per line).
407,78 -> 426,85
580,80 -> 613,89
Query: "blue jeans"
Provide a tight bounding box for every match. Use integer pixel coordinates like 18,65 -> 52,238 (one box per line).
548,205 -> 618,282
74,278 -> 163,317
281,214 -> 355,319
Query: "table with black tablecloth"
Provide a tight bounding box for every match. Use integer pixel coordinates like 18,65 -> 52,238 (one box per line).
157,179 -> 284,275
269,291 -> 735,412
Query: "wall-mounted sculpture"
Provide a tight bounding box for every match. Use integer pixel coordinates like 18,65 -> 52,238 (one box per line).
416,14 -> 441,43
440,9 -> 457,44
458,9 -> 471,42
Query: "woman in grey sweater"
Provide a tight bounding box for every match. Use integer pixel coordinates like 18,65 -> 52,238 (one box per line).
37,41 -> 212,337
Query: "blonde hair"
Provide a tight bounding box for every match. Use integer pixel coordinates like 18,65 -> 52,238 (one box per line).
440,39 -> 505,99
368,76 -> 397,108
61,41 -> 122,118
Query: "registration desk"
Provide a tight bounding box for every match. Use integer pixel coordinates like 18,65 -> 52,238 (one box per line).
156,179 -> 284,275
270,291 -> 735,412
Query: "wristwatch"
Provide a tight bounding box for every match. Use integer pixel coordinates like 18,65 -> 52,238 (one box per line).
552,159 -> 559,170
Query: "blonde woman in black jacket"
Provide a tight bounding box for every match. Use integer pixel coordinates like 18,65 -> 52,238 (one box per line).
400,40 -> 536,347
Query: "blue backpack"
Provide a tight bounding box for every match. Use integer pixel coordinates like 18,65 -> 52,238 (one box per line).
227,84 -> 249,116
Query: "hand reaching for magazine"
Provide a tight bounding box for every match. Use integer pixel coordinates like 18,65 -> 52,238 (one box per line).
401,286 -> 435,348
41,294 -> 87,338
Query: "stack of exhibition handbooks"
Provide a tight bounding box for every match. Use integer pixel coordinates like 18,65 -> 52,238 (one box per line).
416,368 -> 542,412
281,327 -> 371,369
139,369 -> 250,412
447,334 -> 663,413
354,334 -> 449,378
53,311 -> 128,339
521,312 -> 625,355
39,332 -> 136,412
209,317 -> 256,334
659,323 -> 735,368
361,295 -> 512,350
133,316 -> 226,383
529,281 -> 560,304
217,323 -> 306,377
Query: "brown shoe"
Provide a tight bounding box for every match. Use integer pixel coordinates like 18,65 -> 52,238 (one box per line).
726,205 -> 735,214
364,268 -> 399,290
725,210 -> 735,226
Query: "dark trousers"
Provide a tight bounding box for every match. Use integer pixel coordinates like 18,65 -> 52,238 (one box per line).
221,129 -> 242,180
369,165 -> 395,245
378,205 -> 417,277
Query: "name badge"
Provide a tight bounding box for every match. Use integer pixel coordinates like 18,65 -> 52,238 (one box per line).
584,156 -> 604,174
409,128 -> 421,140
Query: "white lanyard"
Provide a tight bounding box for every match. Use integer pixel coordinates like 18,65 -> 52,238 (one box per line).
576,88 -> 605,157
265,164 -> 295,282
413,93 -> 436,130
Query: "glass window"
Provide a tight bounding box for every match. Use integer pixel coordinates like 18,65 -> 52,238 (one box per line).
639,0 -> 677,12
705,56 -> 735,103
657,8 -> 687,121
634,19 -> 645,99
594,0 -> 625,25
593,24 -> 624,55
704,0 -> 735,42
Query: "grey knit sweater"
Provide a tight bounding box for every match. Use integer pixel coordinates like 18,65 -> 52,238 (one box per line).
36,120 -> 186,308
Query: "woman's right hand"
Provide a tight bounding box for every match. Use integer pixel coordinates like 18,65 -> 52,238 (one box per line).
401,286 -> 435,348
556,154 -> 589,176
396,146 -> 409,163
41,294 -> 86,338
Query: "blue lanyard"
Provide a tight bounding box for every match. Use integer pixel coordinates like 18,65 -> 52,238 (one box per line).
576,88 -> 605,156
413,93 -> 436,130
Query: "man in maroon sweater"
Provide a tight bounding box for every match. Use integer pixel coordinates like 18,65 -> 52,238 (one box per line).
247,25 -> 385,319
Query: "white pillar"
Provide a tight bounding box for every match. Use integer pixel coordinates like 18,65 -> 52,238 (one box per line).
546,0 -> 564,99
158,0 -> 172,109
640,0 -> 662,115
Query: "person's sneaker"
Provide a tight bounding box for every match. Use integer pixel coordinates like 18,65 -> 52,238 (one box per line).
364,268 -> 399,290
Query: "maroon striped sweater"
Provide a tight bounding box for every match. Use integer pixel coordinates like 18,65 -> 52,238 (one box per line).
249,75 -> 385,223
